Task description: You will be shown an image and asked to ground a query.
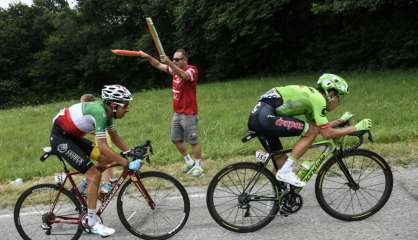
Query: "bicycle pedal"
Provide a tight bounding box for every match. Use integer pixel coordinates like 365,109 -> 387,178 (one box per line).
279,210 -> 289,217
41,223 -> 52,230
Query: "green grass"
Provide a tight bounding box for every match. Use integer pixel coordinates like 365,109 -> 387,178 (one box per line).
0,70 -> 417,183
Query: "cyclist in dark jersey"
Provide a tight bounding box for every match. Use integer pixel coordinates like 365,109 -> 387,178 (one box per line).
50,85 -> 141,237
248,74 -> 372,187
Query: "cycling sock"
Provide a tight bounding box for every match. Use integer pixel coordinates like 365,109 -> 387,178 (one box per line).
194,159 -> 201,167
88,208 -> 97,227
279,156 -> 294,173
184,154 -> 194,166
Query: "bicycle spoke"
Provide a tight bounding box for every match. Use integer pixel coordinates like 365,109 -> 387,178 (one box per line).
359,172 -> 384,182
250,180 -> 272,196
325,168 -> 348,182
358,189 -> 373,207
220,180 -> 240,196
226,173 -> 244,194
235,169 -> 245,192
323,177 -> 347,185
213,197 -> 238,207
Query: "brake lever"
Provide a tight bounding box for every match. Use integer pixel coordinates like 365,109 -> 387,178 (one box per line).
367,130 -> 374,143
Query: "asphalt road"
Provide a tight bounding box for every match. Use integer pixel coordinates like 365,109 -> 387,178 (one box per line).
1,167 -> 418,240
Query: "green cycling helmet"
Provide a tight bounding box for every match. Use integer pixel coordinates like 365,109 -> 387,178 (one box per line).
317,73 -> 349,96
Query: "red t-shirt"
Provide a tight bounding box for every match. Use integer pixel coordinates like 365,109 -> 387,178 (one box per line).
167,65 -> 198,115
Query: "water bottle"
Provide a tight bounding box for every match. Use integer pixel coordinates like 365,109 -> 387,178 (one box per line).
297,160 -> 312,178
77,178 -> 88,194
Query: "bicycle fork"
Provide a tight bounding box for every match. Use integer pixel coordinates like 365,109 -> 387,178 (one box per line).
131,173 -> 156,209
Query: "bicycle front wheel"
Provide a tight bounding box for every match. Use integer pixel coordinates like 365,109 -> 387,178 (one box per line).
117,171 -> 190,240
315,149 -> 393,221
206,162 -> 280,233
14,183 -> 83,240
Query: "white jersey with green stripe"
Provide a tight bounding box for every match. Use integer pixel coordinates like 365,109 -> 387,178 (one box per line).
53,101 -> 113,138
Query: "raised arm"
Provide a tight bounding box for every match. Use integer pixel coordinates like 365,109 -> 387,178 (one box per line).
160,55 -> 192,81
140,51 -> 168,73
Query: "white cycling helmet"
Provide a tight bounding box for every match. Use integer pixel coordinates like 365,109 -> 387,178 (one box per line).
102,85 -> 133,102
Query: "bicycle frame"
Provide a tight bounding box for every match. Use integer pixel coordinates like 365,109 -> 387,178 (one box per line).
249,138 -> 338,193
49,159 -> 156,226
295,139 -> 336,182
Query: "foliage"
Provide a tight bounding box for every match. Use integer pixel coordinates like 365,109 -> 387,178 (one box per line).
0,0 -> 418,107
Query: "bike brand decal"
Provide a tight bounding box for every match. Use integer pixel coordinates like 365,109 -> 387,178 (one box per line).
275,118 -> 304,130
301,153 -> 327,182
57,143 -> 68,153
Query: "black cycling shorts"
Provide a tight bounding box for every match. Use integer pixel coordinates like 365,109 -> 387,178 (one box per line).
248,101 -> 307,152
50,124 -> 94,173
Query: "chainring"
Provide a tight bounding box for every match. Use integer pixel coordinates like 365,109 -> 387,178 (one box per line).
279,191 -> 303,214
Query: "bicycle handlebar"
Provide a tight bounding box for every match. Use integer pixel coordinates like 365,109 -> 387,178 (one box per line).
121,140 -> 153,163
344,130 -> 373,150
335,120 -> 373,149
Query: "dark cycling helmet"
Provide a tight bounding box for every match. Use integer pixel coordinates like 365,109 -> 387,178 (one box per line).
317,73 -> 349,96
101,85 -> 133,102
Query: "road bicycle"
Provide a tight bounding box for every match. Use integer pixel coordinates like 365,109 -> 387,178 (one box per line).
14,141 -> 190,240
206,128 -> 393,233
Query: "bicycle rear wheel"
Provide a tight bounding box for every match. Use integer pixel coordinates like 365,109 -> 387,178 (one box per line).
206,162 -> 280,233
315,149 -> 393,221
14,183 -> 82,240
117,171 -> 190,240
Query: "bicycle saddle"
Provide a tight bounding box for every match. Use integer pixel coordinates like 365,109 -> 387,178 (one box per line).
241,130 -> 257,143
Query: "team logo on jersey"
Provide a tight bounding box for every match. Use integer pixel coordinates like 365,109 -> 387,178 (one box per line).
57,143 -> 68,153
275,118 -> 304,130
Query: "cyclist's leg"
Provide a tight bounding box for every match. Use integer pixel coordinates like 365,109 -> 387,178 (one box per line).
291,122 -> 319,159
50,128 -> 114,236
249,102 -> 307,186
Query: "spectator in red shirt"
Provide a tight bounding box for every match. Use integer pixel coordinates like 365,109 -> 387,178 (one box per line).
139,49 -> 203,177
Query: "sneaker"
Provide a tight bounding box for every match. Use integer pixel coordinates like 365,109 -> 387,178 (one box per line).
182,162 -> 195,174
190,166 -> 203,177
100,182 -> 112,194
276,170 -> 306,187
90,222 -> 115,237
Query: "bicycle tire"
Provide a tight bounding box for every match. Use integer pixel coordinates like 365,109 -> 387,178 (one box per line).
117,171 -> 190,240
315,149 -> 393,221
206,162 -> 280,233
14,183 -> 83,240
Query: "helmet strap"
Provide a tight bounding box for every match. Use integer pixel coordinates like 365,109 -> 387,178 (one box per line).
109,102 -> 119,119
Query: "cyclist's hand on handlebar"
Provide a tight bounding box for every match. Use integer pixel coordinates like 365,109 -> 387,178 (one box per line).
340,112 -> 354,122
128,159 -> 142,172
354,119 -> 372,131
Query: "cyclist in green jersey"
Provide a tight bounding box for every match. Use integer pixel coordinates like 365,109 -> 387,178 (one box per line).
50,85 -> 141,237
248,74 -> 372,187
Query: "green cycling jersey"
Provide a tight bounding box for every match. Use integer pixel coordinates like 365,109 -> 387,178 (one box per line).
259,85 -> 328,126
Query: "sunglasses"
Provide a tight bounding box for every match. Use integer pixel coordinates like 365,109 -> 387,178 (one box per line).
173,57 -> 184,62
114,102 -> 129,108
